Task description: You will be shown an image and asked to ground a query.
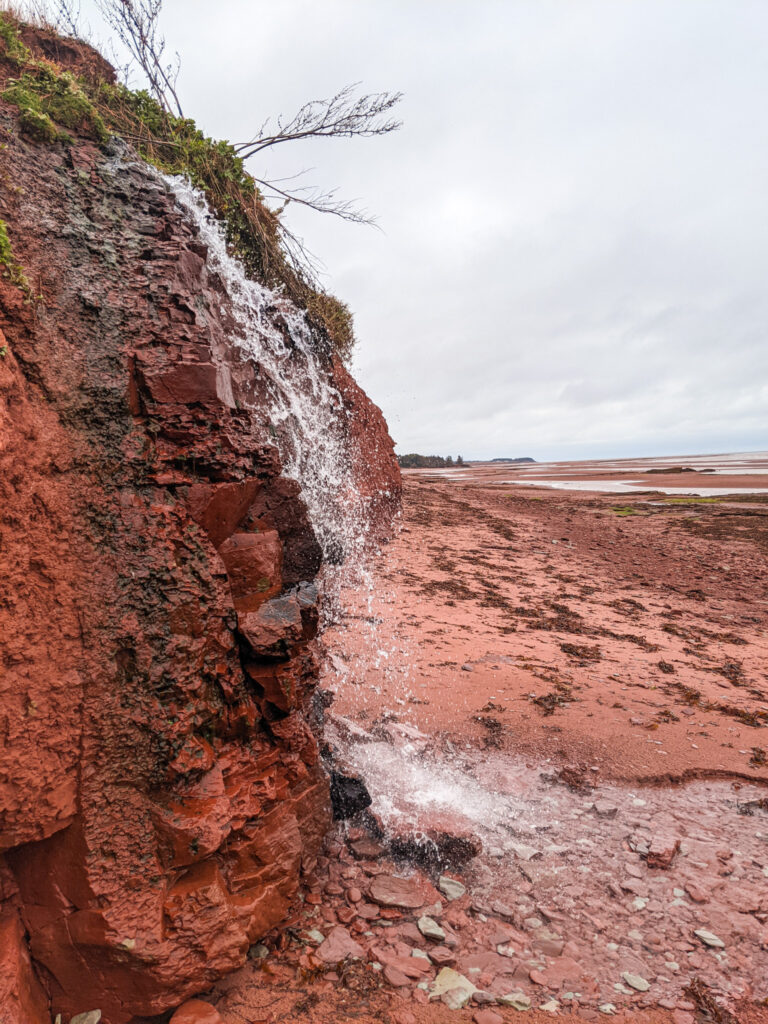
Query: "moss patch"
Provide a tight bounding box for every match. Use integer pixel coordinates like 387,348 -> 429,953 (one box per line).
0,217 -> 28,291
660,496 -> 721,505
2,62 -> 108,144
0,12 -> 30,63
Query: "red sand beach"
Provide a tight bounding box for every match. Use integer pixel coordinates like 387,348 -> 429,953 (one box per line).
206,455 -> 768,1024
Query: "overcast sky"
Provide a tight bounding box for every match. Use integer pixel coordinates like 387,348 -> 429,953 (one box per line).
77,0 -> 767,461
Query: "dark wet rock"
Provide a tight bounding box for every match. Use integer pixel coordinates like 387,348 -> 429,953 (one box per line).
329,771 -> 372,820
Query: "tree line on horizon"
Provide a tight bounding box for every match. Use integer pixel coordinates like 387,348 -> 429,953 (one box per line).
397,453 -> 466,468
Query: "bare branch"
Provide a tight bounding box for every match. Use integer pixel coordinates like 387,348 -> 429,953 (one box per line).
234,83 -> 402,159
253,176 -> 377,227
53,0 -> 80,36
95,0 -> 183,117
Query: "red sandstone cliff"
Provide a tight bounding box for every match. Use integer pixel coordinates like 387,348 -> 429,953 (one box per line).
0,24 -> 400,1024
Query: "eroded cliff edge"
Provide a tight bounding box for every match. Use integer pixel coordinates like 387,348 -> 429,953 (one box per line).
0,26 -> 400,1024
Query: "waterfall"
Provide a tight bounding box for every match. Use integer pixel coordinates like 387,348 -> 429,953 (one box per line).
165,175 -> 368,577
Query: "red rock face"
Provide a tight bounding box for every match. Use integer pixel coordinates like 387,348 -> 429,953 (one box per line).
0,35 -> 399,1023
330,356 -> 402,546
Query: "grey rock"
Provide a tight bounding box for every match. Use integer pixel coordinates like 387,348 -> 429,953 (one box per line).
441,987 -> 472,1009
498,991 -> 531,1010
621,972 -> 650,992
694,928 -> 725,948
438,875 -> 467,901
418,915 -> 446,941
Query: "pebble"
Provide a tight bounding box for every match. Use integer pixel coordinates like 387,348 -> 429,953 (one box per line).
71,1014 -> 102,1024
540,1000 -> 561,1013
491,899 -> 514,919
694,928 -> 725,948
593,800 -> 618,819
599,1005 -> 617,1015
168,1003 -> 222,1024
510,843 -> 540,861
439,875 -> 467,901
392,1013 -> 417,1024
473,1011 -> 503,1024
673,1013 -> 695,1024
684,884 -> 708,901
621,972 -> 650,992
498,991 -> 532,1010
418,915 -> 446,941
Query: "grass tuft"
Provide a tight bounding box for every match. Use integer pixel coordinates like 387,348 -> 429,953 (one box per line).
0,216 -> 29,290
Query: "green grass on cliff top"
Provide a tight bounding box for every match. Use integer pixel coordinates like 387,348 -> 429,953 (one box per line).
0,11 -> 354,361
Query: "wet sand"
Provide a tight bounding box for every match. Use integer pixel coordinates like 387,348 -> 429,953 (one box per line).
331,468 -> 768,783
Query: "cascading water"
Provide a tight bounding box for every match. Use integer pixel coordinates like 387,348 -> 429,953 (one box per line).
166,176 -> 370,581
165,176 -> 404,696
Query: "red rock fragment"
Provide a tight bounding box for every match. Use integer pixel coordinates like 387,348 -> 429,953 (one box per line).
0,911 -> 50,1024
238,596 -> 304,655
685,881 -> 709,903
540,955 -> 583,989
383,963 -> 410,988
170,1000 -> 224,1024
218,530 -> 282,610
647,834 -> 681,869
369,874 -> 425,910
392,1012 -> 417,1024
315,926 -> 365,964
673,1013 -> 695,1024
349,838 -> 386,859
429,945 -> 456,966
473,1011 -> 503,1024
